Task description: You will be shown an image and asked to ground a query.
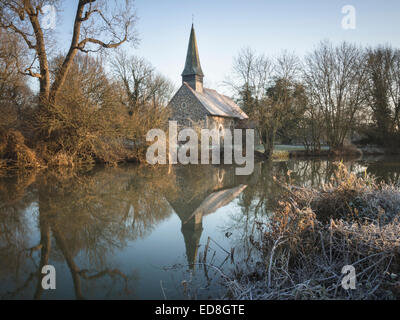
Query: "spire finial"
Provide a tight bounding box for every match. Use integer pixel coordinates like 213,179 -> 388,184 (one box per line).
192,14 -> 194,25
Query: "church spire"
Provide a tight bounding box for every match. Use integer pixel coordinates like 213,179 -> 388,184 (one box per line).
182,24 -> 204,92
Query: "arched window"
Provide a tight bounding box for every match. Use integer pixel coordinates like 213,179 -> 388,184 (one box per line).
219,124 -> 225,146
182,102 -> 187,109
218,124 -> 224,136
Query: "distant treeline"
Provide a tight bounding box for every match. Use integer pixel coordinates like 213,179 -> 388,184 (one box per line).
226,44 -> 400,157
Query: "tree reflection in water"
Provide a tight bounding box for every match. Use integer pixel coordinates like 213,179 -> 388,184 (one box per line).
0,166 -> 175,299
1,158 -> 399,299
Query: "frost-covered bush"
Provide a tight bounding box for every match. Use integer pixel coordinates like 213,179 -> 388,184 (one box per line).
226,163 -> 400,300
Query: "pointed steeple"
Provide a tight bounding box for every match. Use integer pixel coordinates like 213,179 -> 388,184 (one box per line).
181,216 -> 203,271
182,24 -> 204,92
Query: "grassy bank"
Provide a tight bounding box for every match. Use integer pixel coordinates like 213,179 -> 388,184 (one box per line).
225,163 -> 400,300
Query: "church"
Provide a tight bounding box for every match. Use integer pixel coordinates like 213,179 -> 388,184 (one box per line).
168,25 -> 249,134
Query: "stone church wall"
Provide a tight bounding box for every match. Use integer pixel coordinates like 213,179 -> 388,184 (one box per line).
169,85 -> 238,134
168,85 -> 208,128
206,115 -> 235,132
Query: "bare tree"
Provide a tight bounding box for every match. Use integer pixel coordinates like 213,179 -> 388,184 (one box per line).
0,28 -> 31,128
303,41 -> 368,150
33,53 -> 139,165
51,53 -> 111,108
0,0 -> 138,109
111,52 -> 174,112
256,78 -> 307,157
226,47 -> 273,113
390,50 -> 400,132
365,46 -> 400,144
227,48 -> 306,157
298,100 -> 325,153
275,50 -> 301,82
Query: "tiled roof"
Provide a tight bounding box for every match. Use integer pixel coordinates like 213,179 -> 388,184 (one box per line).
185,83 -> 249,120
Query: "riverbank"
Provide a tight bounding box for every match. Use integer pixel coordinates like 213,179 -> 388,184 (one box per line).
270,144 -> 400,160
225,163 -> 400,300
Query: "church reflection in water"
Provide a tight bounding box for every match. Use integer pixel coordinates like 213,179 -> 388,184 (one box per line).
164,166 -> 250,270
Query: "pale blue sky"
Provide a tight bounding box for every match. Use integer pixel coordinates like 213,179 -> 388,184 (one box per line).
55,0 -> 400,93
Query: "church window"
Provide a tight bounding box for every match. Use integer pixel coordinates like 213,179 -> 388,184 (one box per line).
219,124 -> 224,136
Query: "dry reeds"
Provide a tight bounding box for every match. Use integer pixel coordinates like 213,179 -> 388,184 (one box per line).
226,163 -> 400,300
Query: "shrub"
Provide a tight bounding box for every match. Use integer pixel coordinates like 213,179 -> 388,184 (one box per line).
0,128 -> 41,169
330,144 -> 363,157
31,54 -> 171,167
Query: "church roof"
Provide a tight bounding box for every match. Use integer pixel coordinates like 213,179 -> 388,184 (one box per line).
182,24 -> 204,77
184,83 -> 249,120
181,184 -> 248,225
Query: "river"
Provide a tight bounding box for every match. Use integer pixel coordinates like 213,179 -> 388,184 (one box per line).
1,156 -> 400,299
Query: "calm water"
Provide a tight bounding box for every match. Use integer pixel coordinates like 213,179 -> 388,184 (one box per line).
1,156 -> 400,300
